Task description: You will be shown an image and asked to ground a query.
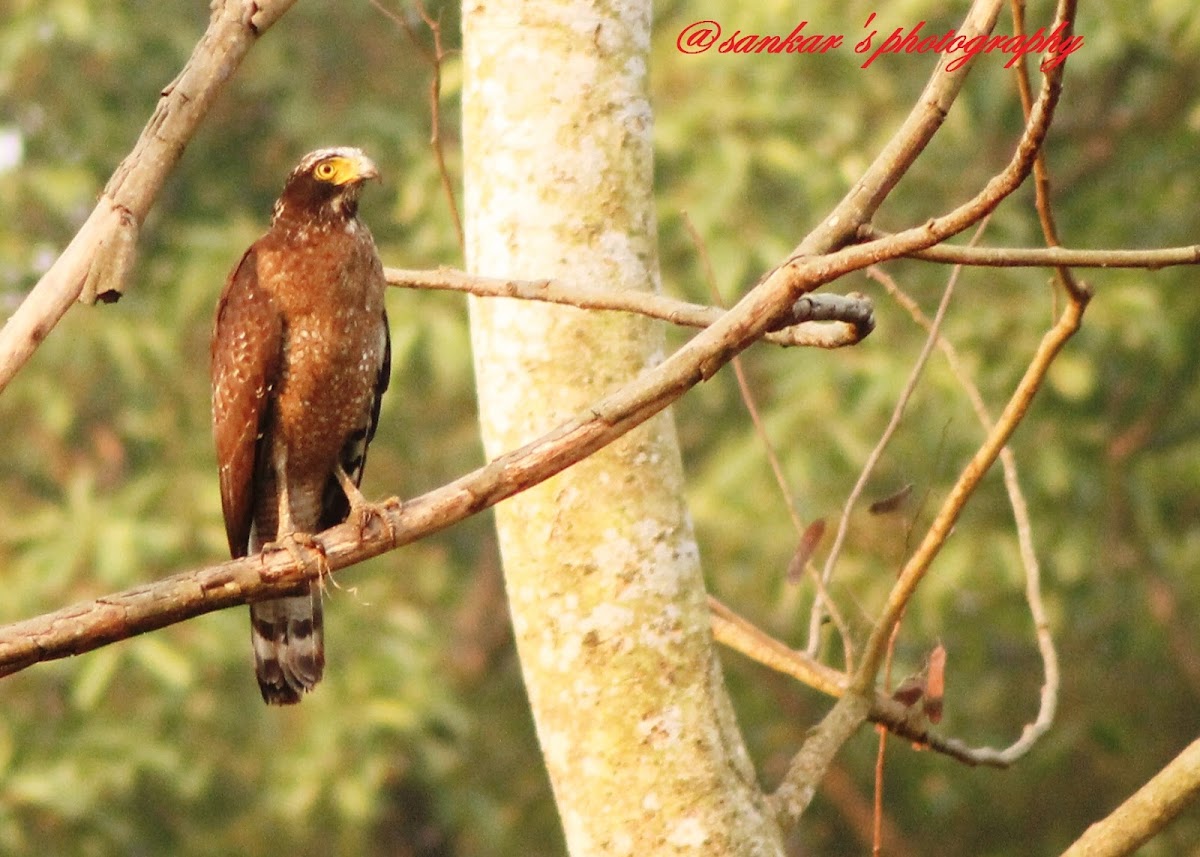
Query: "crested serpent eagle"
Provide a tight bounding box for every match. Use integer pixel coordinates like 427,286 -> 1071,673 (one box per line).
211,147 -> 391,705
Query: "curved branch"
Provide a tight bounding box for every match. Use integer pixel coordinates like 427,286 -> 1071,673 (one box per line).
875,268 -> 1061,766
0,0 -> 298,394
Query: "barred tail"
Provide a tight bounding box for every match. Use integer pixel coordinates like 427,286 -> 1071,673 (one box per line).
249,586 -> 325,705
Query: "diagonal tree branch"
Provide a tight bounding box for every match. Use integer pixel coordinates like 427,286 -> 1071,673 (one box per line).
0,0 -> 1062,714
0,222 -> 881,679
768,694 -> 872,826
369,0 -> 464,250
0,104 -> 1076,680
0,0 -> 298,394
1059,737 -> 1200,857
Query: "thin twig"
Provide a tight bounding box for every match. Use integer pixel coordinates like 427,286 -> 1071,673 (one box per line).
684,214 -> 804,533
872,598 -> 910,855
371,0 -> 465,250
873,722 -> 888,857
682,213 -> 855,666
806,219 -> 978,656
856,228 -> 1200,270
1010,0 -> 1087,304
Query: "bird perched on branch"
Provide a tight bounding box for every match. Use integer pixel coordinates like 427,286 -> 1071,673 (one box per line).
211,147 -> 390,705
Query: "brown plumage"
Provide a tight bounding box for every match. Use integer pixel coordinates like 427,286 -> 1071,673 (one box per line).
211,147 -> 390,705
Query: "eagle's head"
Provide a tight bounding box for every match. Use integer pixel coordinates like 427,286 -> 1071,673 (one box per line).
272,147 -> 380,226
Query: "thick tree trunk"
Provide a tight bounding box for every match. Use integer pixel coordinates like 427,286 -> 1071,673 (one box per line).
462,1 -> 784,853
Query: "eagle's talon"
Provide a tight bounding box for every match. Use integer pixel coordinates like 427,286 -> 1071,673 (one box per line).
261,531 -> 329,585
335,466 -> 399,545
350,501 -> 399,546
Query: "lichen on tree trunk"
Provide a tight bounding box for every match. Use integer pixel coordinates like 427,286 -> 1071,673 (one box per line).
462,1 -> 784,853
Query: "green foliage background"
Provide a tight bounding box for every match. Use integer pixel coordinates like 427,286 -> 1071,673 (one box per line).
2,1 -> 1199,854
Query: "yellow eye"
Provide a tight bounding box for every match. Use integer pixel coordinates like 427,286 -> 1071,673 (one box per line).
314,161 -> 338,181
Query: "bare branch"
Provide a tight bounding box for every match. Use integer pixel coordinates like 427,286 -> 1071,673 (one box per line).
858,227 -> 1200,270
1010,0 -> 1087,303
709,598 -> 846,698
0,0 -> 298,394
1059,738 -> 1200,857
385,266 -> 875,348
769,694 -> 872,827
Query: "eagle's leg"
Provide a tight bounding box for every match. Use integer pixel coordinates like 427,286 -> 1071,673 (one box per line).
262,446 -> 329,580
334,463 -> 399,546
